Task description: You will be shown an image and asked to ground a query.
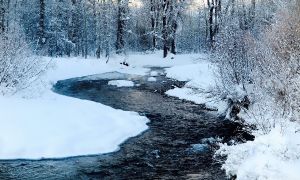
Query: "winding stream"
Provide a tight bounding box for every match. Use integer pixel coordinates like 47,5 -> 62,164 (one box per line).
0,68 -> 253,179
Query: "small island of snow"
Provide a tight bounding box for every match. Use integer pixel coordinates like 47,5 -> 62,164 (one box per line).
108,80 -> 135,87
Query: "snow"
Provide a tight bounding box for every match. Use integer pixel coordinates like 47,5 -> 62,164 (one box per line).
217,123 -> 300,180
108,80 -> 135,87
0,93 -> 148,159
155,53 -> 300,180
0,52 -> 207,160
0,57 -> 150,159
166,62 -> 216,91
0,51 -> 297,179
147,77 -> 157,82
165,61 -> 227,113
150,71 -> 159,76
122,51 -> 201,68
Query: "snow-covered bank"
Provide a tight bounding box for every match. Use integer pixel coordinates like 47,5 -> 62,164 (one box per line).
158,53 -> 300,180
165,61 -> 227,113
0,51 -> 204,159
0,56 -> 152,159
217,123 -> 300,180
0,93 -> 148,159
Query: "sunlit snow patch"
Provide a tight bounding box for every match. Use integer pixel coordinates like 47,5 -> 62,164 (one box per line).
147,77 -> 157,82
108,80 -> 135,87
150,71 -> 159,77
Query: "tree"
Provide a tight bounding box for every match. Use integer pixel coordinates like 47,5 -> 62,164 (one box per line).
162,0 -> 169,58
0,0 -> 5,33
116,0 -> 129,54
150,0 -> 160,50
38,0 -> 46,50
206,0 -> 221,49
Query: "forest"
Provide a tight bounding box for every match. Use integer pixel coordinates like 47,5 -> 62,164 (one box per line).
0,0 -> 299,179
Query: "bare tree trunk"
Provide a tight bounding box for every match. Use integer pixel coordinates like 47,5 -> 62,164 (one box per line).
116,0 -> 127,54
0,0 -> 5,33
249,0 -> 256,28
207,0 -> 214,48
38,0 -> 46,50
207,0 -> 221,49
162,0 -> 169,58
150,0 -> 157,50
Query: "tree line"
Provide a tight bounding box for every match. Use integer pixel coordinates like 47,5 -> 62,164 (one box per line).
0,0 -> 268,58
0,0 -> 288,59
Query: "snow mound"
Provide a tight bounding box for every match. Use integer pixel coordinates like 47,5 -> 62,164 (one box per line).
150,71 -> 159,76
147,77 -> 157,82
0,93 -> 148,159
217,123 -> 300,180
165,62 -> 216,90
165,61 -> 226,113
108,80 -> 135,87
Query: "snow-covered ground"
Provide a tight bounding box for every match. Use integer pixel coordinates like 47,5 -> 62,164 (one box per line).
0,94 -> 148,159
165,61 -> 227,112
0,51 -> 205,160
147,77 -> 157,82
217,122 -> 300,180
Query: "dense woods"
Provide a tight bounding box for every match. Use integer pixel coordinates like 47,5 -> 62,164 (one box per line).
0,0 -> 279,58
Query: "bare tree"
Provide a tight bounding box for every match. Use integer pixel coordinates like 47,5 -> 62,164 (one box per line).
116,0 -> 128,54
0,0 -> 5,33
38,0 -> 46,50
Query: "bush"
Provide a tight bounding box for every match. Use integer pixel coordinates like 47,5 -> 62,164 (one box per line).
0,27 -> 46,95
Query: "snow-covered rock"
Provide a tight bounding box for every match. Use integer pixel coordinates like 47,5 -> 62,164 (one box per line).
108,80 -> 135,87
147,77 -> 157,82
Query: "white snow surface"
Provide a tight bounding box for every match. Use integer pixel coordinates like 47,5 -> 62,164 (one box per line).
150,71 -> 159,76
108,80 -> 134,87
0,94 -> 148,159
147,77 -> 157,82
165,61 -> 227,113
217,123 -> 300,180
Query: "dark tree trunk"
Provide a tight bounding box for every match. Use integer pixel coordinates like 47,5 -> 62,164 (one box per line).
162,0 -> 169,58
207,0 -> 221,49
0,0 -> 5,33
38,0 -> 46,49
150,0 -> 157,50
70,0 -> 79,56
208,0 -> 214,48
170,1 -> 178,55
170,20 -> 177,54
249,0 -> 256,28
116,0 -> 126,54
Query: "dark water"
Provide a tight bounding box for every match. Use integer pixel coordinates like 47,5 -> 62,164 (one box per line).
0,68 -> 252,180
